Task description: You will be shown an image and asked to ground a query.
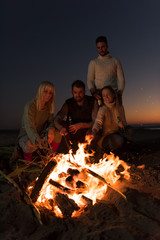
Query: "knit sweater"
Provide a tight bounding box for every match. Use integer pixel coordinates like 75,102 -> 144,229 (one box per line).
18,99 -> 54,144
87,53 -> 125,93
92,102 -> 126,137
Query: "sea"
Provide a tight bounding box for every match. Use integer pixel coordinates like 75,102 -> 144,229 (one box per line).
131,123 -> 160,131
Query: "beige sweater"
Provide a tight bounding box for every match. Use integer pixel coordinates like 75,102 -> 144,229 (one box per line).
18,99 -> 54,144
92,102 -> 126,147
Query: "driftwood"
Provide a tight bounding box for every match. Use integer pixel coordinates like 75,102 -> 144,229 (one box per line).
54,192 -> 79,218
30,160 -> 57,203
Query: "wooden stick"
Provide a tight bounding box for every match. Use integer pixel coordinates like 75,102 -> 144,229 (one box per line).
63,134 -> 71,152
49,179 -> 74,194
86,168 -> 127,200
30,160 -> 57,203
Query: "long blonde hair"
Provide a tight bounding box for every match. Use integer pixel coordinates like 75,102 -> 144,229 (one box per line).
36,81 -> 55,114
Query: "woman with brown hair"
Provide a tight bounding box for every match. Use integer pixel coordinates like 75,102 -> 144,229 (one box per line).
88,86 -> 132,154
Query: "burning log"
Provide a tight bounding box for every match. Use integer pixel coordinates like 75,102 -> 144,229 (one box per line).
54,192 -> 80,218
49,179 -> 74,194
67,168 -> 80,176
58,172 -> 68,178
30,160 -> 57,203
76,180 -> 86,189
86,168 -> 127,200
87,168 -> 108,184
65,176 -> 75,188
81,195 -> 93,206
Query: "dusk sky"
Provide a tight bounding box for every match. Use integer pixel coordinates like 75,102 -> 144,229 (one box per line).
1,0 -> 160,129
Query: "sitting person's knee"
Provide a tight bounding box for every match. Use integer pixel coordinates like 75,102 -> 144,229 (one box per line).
109,134 -> 124,150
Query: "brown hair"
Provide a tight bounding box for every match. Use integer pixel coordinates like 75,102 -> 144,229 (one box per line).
72,80 -> 85,90
96,36 -> 108,45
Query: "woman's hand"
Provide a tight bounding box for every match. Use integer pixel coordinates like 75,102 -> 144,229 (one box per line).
118,121 -> 124,128
60,127 -> 68,136
36,137 -> 45,149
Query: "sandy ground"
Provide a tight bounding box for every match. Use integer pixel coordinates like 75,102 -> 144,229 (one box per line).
0,128 -> 160,240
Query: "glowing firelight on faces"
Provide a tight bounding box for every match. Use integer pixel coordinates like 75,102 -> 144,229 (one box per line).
32,142 -> 130,218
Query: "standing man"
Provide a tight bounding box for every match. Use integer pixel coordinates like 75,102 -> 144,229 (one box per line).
54,80 -> 98,152
87,36 -> 125,105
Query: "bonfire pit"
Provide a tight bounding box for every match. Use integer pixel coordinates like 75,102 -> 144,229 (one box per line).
28,142 -> 130,219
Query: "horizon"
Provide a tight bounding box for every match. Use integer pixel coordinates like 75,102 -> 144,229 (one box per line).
1,122 -> 160,132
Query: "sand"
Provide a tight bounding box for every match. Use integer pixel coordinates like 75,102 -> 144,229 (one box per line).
0,127 -> 160,240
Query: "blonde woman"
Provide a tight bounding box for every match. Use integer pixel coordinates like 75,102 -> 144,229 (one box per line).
18,81 -> 56,162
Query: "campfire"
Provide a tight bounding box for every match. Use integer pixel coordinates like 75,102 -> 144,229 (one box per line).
28,141 -> 130,218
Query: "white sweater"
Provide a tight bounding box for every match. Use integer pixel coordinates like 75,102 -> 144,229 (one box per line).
87,53 -> 125,93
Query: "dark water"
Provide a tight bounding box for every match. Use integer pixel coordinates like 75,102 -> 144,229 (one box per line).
132,123 -> 160,131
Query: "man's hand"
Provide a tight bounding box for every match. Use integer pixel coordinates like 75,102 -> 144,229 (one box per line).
92,92 -> 101,100
90,88 -> 101,100
60,127 -> 68,136
69,123 -> 82,134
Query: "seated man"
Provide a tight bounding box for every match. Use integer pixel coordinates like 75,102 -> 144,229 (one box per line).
54,80 -> 98,153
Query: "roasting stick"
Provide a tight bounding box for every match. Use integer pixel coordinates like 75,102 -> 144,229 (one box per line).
63,134 -> 72,152
63,134 -> 77,162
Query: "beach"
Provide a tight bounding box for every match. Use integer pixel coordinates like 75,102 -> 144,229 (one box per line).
0,126 -> 160,240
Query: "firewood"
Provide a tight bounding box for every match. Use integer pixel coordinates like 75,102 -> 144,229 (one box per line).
58,172 -> 68,178
54,192 -> 79,218
65,176 -> 75,188
81,195 -> 93,206
86,168 -> 127,200
49,179 -> 74,194
76,180 -> 86,189
30,160 -> 57,203
87,168 -> 108,184
67,168 -> 80,176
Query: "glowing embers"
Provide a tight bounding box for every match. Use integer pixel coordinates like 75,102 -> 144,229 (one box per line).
29,143 -> 130,218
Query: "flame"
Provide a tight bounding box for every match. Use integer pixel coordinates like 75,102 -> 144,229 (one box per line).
29,142 -> 130,218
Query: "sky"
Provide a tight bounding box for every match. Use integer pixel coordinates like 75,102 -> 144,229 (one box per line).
1,0 -> 160,129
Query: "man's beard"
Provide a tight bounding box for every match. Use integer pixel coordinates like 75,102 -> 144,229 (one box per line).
75,96 -> 85,103
99,51 -> 107,56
